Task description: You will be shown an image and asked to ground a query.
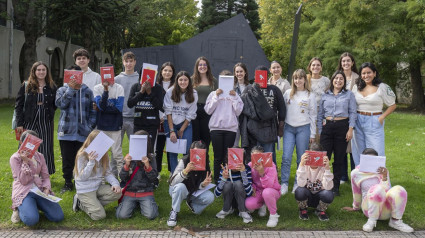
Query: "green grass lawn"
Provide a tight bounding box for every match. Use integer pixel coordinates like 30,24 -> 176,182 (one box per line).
0,103 -> 424,231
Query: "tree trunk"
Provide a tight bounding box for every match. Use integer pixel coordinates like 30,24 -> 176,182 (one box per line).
409,60 -> 425,111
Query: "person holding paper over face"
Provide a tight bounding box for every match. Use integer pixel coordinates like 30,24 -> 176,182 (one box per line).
10,130 -> 64,226
342,148 -> 413,233
116,130 -> 159,220
205,73 -> 243,183
245,146 -> 281,228
163,71 -> 198,173
317,70 -> 357,196
214,147 -> 253,223
295,143 -> 334,221
167,141 -> 214,227
72,130 -> 122,221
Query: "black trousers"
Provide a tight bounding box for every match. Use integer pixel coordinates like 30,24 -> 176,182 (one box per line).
134,126 -> 158,153
320,119 -> 349,190
210,130 -> 236,183
59,140 -> 83,182
294,187 -> 334,207
192,103 -> 211,151
155,134 -> 171,173
222,181 -> 247,212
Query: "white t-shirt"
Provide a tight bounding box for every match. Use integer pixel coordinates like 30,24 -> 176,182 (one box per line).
352,83 -> 396,113
283,89 -> 317,138
310,76 -> 330,105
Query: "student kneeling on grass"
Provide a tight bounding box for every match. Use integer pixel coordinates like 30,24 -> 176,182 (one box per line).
116,130 -> 159,220
295,143 -> 334,221
72,130 -> 122,220
245,146 -> 281,228
167,141 -> 215,227
214,149 -> 253,223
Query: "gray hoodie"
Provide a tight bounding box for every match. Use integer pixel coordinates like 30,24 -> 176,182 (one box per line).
115,71 -> 140,118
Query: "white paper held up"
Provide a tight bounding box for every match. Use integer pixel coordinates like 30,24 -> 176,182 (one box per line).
84,131 -> 114,161
166,138 -> 187,154
30,186 -> 62,203
218,75 -> 234,96
192,183 -> 216,197
359,154 -> 386,173
129,135 -> 148,160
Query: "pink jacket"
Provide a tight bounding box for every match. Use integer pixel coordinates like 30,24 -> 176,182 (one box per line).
10,152 -> 51,209
248,162 -> 281,194
204,92 -> 243,132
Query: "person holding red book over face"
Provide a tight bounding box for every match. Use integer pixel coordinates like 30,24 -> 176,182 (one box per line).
245,146 -> 281,228
167,141 -> 214,227
10,130 -> 64,226
295,143 -> 334,222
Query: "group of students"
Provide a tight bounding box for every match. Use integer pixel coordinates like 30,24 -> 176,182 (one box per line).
10,49 -> 413,232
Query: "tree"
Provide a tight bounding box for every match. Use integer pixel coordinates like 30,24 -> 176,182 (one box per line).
197,0 -> 260,38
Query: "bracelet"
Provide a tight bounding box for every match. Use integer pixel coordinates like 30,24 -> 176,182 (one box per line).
170,128 -> 175,133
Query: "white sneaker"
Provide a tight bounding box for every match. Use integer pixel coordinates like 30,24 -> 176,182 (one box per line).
389,218 -> 414,233
258,204 -> 267,217
267,213 -> 280,227
280,183 -> 288,196
362,219 -> 377,232
216,208 -> 234,219
340,180 -> 346,184
292,184 -> 299,194
167,209 -> 178,227
11,210 -> 20,223
239,211 -> 253,223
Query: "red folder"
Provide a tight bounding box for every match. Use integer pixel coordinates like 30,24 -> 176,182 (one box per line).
15,128 -> 26,141
141,68 -> 157,87
305,151 -> 327,167
251,152 -> 273,167
100,66 -> 115,84
190,149 -> 206,171
64,70 -> 83,84
228,148 -> 244,170
255,70 -> 268,88
18,134 -> 43,158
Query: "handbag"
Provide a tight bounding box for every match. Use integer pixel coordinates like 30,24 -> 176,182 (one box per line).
118,165 -> 140,204
12,81 -> 28,129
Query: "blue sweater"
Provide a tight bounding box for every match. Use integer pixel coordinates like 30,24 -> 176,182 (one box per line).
214,167 -> 253,197
93,83 -> 125,131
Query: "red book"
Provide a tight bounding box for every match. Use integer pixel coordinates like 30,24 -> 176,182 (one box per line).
18,134 -> 43,158
141,68 -> 157,87
64,70 -> 83,84
255,70 -> 268,88
190,149 -> 206,171
100,66 -> 115,84
15,128 -> 26,141
251,152 -> 273,167
228,148 -> 244,170
158,122 -> 165,133
305,151 -> 327,167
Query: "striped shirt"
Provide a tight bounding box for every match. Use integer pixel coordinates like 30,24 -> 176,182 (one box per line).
214,167 -> 253,197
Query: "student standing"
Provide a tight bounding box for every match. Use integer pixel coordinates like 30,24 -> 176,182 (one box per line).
56,67 -> 97,193
115,51 -> 139,140
269,61 -> 291,95
233,63 -> 250,147
73,48 -> 101,91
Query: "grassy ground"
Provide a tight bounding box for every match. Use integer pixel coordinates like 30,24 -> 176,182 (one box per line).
0,103 -> 424,231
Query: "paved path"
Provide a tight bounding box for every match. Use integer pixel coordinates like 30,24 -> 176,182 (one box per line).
0,229 -> 424,238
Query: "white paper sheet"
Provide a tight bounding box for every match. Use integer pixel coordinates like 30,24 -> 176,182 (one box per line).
30,186 -> 62,203
192,183 -> 216,197
218,75 -> 234,96
129,135 -> 148,160
359,154 -> 386,173
84,131 -> 114,161
166,138 -> 187,154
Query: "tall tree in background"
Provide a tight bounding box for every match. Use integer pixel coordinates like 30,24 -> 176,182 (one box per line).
197,0 -> 260,38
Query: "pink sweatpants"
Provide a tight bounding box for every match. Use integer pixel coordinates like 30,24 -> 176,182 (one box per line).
245,188 -> 280,215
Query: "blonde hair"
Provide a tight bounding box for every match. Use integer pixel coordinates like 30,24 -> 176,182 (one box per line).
74,130 -> 109,176
289,69 -> 310,99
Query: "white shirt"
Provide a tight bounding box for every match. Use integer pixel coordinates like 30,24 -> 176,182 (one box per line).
352,83 -> 396,113
310,76 -> 330,105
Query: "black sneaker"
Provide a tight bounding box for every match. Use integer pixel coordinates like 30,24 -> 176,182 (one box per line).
72,194 -> 80,212
186,200 -> 195,213
167,209 -> 178,227
299,209 -> 309,220
315,210 -> 329,221
61,182 -> 74,194
332,187 -> 340,196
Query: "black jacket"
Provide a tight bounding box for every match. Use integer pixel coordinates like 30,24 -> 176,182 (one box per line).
119,154 -> 159,193
127,83 -> 165,129
15,83 -> 57,127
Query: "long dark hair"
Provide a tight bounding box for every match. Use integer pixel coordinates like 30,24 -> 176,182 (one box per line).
329,70 -> 347,93
357,62 -> 382,91
27,61 -> 55,93
192,56 -> 215,88
337,52 -> 358,74
233,62 -> 249,86
157,62 -> 175,89
171,71 -> 195,103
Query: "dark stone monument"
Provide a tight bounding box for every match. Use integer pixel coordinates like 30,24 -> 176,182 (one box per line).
122,14 -> 270,79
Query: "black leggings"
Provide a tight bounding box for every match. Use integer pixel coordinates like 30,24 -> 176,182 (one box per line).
294,187 -> 334,207
210,130 -> 236,183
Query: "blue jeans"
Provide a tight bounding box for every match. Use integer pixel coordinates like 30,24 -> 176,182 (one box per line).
18,192 -> 64,226
351,114 -> 385,166
164,121 -> 193,173
280,123 -> 310,185
169,183 -> 214,214
116,195 -> 158,220
257,142 -> 276,165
